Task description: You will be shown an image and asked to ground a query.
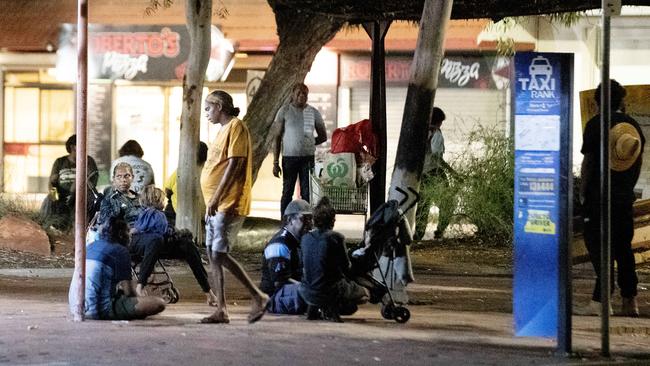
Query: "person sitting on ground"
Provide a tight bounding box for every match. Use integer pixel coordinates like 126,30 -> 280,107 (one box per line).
134,185 -> 218,305
110,140 -> 155,194
299,197 -> 369,322
68,215 -> 165,320
259,199 -> 313,315
41,134 -> 99,230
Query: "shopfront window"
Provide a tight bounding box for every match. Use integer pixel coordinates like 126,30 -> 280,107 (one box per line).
114,86 -> 166,185
3,83 -> 74,193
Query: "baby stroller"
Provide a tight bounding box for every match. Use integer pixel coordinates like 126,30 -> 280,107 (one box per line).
350,186 -> 419,324
131,256 -> 180,304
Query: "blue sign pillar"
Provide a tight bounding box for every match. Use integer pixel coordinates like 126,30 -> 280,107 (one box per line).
513,52 -> 573,342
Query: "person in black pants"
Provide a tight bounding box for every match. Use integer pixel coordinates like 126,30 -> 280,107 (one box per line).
272,83 -> 328,217
578,79 -> 644,317
132,185 -> 217,305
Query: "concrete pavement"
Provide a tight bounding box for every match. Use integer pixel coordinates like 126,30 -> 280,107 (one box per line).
1,267 -> 650,365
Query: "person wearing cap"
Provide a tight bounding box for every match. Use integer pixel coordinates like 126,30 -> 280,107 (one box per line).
200,90 -> 269,324
259,199 -> 313,315
272,83 -> 328,217
577,79 -> 645,317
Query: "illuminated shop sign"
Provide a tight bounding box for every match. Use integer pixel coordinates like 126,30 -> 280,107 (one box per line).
56,24 -> 234,82
340,54 -> 511,89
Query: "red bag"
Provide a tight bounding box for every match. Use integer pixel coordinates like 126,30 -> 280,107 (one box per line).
330,119 -> 377,158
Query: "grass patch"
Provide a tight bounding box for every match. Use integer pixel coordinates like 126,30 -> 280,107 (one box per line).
0,194 -> 43,224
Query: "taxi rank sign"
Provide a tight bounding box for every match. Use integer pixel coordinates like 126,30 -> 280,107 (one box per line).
513,52 -> 573,339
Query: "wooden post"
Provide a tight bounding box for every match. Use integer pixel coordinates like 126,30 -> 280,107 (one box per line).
71,0 -> 88,322
388,0 -> 453,228
363,21 -> 391,214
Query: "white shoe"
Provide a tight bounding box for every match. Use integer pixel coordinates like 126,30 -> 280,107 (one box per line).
573,300 -> 613,316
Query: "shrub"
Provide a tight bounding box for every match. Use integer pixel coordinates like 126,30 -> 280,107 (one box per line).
422,125 -> 514,245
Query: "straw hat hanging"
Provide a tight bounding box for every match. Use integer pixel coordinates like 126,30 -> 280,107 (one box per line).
610,122 -> 642,172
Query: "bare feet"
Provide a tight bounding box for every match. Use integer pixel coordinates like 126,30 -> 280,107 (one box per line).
205,290 -> 218,307
200,310 -> 230,324
247,294 -> 270,324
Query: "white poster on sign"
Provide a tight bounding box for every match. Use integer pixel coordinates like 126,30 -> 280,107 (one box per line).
514,114 -> 560,151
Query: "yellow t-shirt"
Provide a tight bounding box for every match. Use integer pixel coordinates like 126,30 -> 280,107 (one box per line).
200,117 -> 252,216
164,171 -> 178,209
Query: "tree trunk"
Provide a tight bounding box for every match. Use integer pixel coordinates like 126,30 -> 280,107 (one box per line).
177,0 -> 211,235
388,0 -> 453,228
246,2 -> 344,180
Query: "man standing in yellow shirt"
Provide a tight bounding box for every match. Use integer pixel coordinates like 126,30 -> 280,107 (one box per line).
199,90 -> 269,324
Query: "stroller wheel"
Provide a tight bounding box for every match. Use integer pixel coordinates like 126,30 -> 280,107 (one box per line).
381,304 -> 395,320
162,287 -> 180,304
393,306 -> 410,323
169,287 -> 180,304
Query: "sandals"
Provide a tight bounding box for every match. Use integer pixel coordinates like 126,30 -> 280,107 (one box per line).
200,311 -> 230,324
201,295 -> 270,324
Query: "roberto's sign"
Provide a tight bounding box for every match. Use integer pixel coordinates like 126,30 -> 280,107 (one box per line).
56,24 -> 234,82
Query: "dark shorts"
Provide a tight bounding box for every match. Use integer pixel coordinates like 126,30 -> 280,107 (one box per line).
107,294 -> 140,320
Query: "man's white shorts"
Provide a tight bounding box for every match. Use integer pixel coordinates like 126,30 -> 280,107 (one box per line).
205,212 -> 245,253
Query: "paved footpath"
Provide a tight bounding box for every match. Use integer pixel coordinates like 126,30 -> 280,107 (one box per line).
1,268 -> 650,365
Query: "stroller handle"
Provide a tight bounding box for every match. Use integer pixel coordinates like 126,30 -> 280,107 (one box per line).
394,186 -> 420,214
396,186 -> 409,206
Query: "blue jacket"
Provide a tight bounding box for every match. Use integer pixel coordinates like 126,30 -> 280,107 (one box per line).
259,228 -> 302,296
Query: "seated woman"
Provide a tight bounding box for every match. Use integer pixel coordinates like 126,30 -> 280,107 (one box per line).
41,134 -> 99,230
299,197 -> 369,322
69,215 -> 165,320
98,162 -> 218,305
135,185 -> 218,305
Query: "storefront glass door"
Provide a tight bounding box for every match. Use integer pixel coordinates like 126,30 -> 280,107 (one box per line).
114,86 -> 165,186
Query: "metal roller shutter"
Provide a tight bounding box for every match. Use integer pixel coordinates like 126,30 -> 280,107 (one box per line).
349,87 -> 509,184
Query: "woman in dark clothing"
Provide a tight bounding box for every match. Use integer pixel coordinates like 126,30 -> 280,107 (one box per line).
134,185 -> 218,305
41,134 -> 99,230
